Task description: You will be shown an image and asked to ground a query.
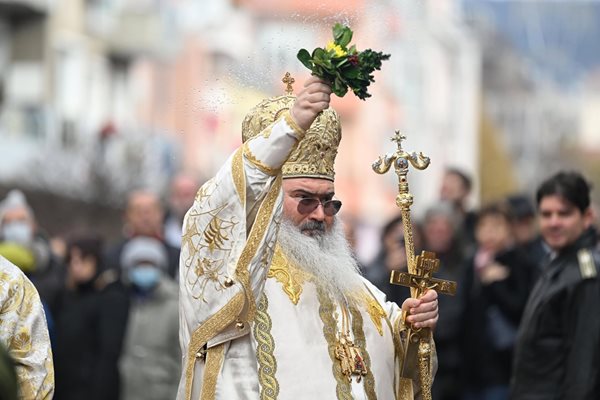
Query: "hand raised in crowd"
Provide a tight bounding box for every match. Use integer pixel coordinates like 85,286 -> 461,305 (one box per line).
290,76 -> 332,132
402,289 -> 439,330
480,262 -> 510,285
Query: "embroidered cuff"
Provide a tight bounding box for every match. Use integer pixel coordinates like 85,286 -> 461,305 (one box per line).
283,111 -> 306,140
242,142 -> 281,176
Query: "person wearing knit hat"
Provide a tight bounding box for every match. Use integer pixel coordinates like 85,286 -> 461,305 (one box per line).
0,190 -> 36,250
118,236 -> 180,400
0,190 -> 62,308
177,75 -> 438,400
121,236 -> 169,291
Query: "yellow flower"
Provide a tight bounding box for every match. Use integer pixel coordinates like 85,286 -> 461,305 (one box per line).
326,41 -> 346,57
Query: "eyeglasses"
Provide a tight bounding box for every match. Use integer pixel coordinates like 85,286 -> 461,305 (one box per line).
295,197 -> 342,216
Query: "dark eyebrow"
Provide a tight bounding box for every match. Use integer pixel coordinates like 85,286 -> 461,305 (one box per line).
291,189 -> 335,199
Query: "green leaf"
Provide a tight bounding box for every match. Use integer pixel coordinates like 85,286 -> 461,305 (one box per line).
313,47 -> 328,61
333,23 -> 353,47
297,49 -> 313,70
332,76 -> 348,97
336,58 -> 349,68
343,67 -> 360,79
333,23 -> 345,41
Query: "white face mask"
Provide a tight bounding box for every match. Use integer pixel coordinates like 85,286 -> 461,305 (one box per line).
1,221 -> 33,246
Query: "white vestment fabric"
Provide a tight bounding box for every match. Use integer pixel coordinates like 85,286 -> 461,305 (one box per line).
0,256 -> 54,399
177,113 -> 432,400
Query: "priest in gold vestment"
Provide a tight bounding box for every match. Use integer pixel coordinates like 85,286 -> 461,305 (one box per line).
177,77 -> 438,400
0,255 -> 54,399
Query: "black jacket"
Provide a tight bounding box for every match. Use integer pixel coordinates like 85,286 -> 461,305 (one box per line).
52,275 -> 130,400
460,246 -> 535,389
510,229 -> 600,400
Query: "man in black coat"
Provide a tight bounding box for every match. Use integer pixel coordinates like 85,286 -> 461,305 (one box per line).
510,171 -> 599,400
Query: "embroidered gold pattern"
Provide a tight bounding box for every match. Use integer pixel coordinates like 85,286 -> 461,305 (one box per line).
243,142 -> 280,176
185,291 -> 244,400
356,289 -> 387,336
234,175 -> 282,322
0,267 -> 54,399
267,245 -> 308,305
200,343 -> 226,400
195,177 -> 216,202
316,286 -> 353,400
254,293 -> 279,400
283,111 -> 306,140
232,147 -> 246,203
241,95 -> 341,181
183,204 -> 238,302
204,215 -> 230,252
181,217 -> 200,255
349,305 -> 377,400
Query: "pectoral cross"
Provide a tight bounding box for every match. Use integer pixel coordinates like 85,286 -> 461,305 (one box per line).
373,131 -> 457,400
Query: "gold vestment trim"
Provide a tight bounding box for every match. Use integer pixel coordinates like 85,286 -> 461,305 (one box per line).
200,344 -> 226,400
316,286 -> 353,400
349,305 -> 377,400
232,147 -> 246,203
242,142 -> 280,176
355,289 -> 387,336
267,246 -> 308,305
184,291 -> 244,400
283,111 -> 306,140
234,175 -> 282,322
254,293 -> 279,400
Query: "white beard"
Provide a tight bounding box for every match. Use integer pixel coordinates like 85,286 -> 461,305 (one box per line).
277,218 -> 364,302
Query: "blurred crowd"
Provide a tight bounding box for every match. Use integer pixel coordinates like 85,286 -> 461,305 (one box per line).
0,173 -> 199,400
0,167 -> 598,400
362,168 -> 598,400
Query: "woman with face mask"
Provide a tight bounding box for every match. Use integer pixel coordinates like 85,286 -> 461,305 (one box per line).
119,237 -> 181,400
0,190 -> 61,306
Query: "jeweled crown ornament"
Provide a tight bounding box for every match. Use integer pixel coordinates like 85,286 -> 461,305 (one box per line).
241,73 -> 341,181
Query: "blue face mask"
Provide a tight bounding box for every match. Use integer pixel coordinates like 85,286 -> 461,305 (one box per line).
128,266 -> 161,291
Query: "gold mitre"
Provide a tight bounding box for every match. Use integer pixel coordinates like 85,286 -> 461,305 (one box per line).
241,73 -> 341,181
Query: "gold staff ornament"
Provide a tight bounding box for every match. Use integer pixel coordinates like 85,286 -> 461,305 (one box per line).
372,131 -> 457,400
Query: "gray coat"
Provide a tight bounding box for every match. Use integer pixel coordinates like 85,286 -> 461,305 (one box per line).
120,277 -> 181,400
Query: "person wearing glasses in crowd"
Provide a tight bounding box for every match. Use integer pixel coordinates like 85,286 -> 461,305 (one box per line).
176,76 -> 439,400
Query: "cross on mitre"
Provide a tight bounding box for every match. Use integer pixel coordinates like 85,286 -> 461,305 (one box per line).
282,72 -> 295,95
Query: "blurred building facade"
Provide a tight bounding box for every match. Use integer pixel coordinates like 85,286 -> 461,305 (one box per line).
1,0 -> 481,223
3,0 -> 598,242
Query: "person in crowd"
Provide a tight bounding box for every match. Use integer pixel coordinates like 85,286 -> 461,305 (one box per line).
0,255 -> 54,399
459,203 -> 534,400
505,194 -> 547,279
52,235 -> 129,400
440,167 -> 477,248
363,214 -> 418,304
164,173 -> 200,249
421,202 -> 468,400
0,190 -> 63,309
510,171 -> 599,400
105,190 -> 179,279
177,76 -> 439,399
119,237 -> 180,400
